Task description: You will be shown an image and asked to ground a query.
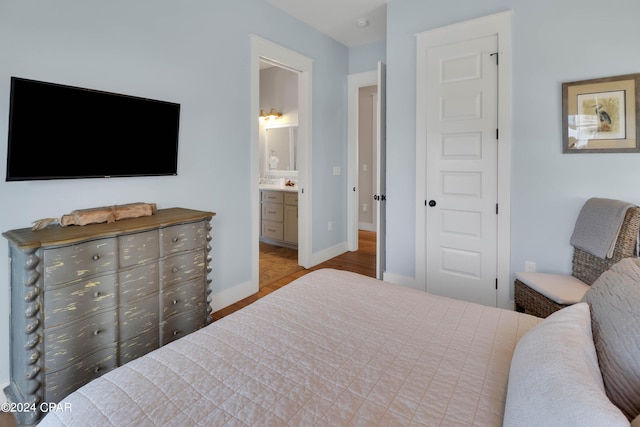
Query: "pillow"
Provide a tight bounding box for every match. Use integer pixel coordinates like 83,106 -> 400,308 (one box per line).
503,303 -> 628,427
583,257 -> 640,420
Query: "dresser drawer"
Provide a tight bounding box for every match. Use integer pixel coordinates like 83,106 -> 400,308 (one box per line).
44,274 -> 117,328
262,203 -> 284,222
160,221 -> 207,256
261,221 -> 284,240
161,251 -> 205,289
44,346 -> 116,403
261,190 -> 284,203
284,192 -> 298,205
161,308 -> 207,345
119,327 -> 159,365
119,229 -> 160,267
161,277 -> 206,321
119,262 -> 159,304
44,238 -> 118,287
44,310 -> 117,372
119,293 -> 160,341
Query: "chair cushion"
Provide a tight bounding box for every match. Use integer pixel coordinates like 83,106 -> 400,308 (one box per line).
515,272 -> 589,304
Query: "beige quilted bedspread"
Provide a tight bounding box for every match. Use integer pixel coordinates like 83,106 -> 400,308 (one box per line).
40,269 -> 540,426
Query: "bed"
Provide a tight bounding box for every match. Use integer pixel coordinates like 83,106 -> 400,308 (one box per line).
38,266 -> 639,426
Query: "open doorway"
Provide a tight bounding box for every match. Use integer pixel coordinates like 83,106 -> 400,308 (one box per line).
357,85 -> 378,233
258,60 -> 303,288
347,66 -> 385,279
250,35 -> 313,295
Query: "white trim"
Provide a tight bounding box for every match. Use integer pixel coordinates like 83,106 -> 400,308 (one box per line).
309,241 -> 349,267
347,70 -> 377,252
382,272 -> 419,291
250,35 -> 314,301
414,10 -> 513,308
210,278 -> 256,312
358,222 -> 375,232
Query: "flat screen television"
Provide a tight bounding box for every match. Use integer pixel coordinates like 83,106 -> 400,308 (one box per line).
6,77 -> 180,181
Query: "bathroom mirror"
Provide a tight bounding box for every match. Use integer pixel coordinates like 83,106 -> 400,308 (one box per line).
264,124 -> 297,172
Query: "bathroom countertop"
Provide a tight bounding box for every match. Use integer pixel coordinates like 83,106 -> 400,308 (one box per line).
259,184 -> 298,193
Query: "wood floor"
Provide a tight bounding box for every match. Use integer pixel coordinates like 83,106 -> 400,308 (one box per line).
211,230 -> 376,321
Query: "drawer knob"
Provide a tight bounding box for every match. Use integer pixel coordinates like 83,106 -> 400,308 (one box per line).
172,237 -> 179,243
92,254 -> 100,261
173,330 -> 180,336
172,267 -> 179,273
93,291 -> 101,298
94,367 -> 102,374
172,299 -> 178,305
92,329 -> 101,336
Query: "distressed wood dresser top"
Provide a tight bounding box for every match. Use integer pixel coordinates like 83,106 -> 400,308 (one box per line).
3,207 -> 216,249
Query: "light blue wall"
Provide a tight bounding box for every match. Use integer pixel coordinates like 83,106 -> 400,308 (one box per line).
349,40 -> 386,74
0,0 -> 348,388
385,0 -> 640,282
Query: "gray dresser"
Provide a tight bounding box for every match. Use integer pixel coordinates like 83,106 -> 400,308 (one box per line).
3,208 -> 215,425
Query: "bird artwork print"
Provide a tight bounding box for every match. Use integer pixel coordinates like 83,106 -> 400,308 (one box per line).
593,103 -> 612,132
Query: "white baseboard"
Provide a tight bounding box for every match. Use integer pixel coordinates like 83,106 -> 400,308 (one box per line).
383,271 -> 422,291
0,381 -> 8,404
358,222 -> 376,232
310,241 -> 349,267
211,278 -> 257,312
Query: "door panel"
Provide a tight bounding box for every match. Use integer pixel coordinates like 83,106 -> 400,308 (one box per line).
425,35 -> 498,306
376,61 -> 387,279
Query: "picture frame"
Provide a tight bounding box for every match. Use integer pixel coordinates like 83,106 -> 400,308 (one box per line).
562,73 -> 640,153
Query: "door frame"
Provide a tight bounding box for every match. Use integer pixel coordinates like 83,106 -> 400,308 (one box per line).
347,70 -> 378,252
414,10 -> 513,309
250,35 -> 313,292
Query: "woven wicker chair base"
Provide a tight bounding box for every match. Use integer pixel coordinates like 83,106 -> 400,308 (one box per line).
514,207 -> 640,319
514,279 -> 569,318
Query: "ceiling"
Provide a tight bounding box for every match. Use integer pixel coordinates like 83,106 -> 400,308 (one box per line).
265,0 -> 388,48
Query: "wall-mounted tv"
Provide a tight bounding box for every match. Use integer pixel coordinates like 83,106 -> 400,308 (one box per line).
6,77 -> 180,181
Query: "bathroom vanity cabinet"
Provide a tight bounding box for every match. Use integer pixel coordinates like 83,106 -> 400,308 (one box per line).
260,190 -> 298,248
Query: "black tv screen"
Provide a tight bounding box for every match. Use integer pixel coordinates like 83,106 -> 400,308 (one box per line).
6,77 -> 180,181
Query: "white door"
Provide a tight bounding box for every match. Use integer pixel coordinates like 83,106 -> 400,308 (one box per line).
425,35 -> 498,306
375,61 -> 387,279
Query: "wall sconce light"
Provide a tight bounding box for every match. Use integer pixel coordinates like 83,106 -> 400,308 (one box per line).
259,108 -> 283,120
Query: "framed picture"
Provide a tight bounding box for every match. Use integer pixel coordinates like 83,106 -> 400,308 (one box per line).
562,73 -> 640,153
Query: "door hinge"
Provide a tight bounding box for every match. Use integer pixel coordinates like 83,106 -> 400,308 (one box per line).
496,203 -> 499,214
496,128 -> 499,140
490,52 -> 499,65
495,278 -> 498,290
